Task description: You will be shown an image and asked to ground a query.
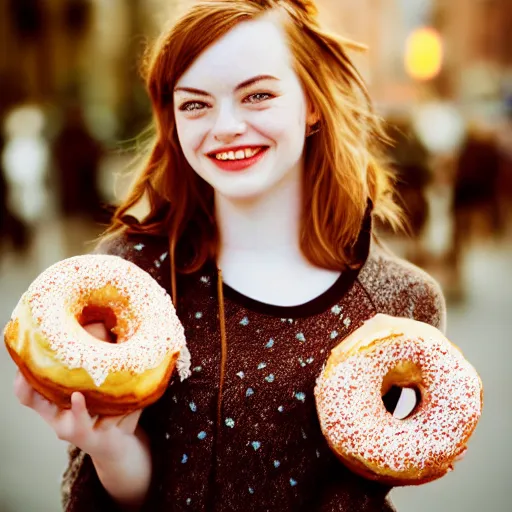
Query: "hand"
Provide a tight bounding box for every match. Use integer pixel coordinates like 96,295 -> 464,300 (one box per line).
13,322 -> 143,463
454,446 -> 467,463
446,446 -> 468,473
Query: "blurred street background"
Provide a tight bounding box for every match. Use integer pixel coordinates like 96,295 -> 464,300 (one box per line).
0,1 -> 511,511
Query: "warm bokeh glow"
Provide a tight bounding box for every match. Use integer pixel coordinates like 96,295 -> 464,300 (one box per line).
405,27 -> 444,81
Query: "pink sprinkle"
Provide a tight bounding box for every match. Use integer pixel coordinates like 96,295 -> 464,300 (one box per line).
315,334 -> 482,474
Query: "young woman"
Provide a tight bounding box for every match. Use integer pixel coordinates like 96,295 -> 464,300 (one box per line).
14,1 -> 446,510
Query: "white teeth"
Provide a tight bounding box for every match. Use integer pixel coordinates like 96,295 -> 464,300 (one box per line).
214,147 -> 263,160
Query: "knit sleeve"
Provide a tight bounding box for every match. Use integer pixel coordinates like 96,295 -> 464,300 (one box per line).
358,243 -> 447,333
61,446 -> 121,511
311,460 -> 397,512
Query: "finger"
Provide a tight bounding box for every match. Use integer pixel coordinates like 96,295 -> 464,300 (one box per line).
94,416 -> 115,430
14,372 -> 35,408
454,446 -> 468,462
31,392 -> 61,424
83,322 -> 110,342
53,410 -> 80,442
117,408 -> 143,434
94,414 -> 126,431
71,392 -> 93,428
392,388 -> 417,420
94,408 -> 142,433
53,396 -> 92,444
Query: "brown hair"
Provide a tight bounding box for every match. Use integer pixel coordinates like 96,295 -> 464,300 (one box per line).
103,0 -> 402,284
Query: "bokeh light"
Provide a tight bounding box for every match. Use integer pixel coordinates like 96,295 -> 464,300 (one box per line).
405,27 -> 444,81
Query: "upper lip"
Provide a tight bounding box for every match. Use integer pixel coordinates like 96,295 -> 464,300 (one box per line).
206,145 -> 268,156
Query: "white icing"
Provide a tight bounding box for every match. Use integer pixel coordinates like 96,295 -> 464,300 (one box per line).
14,254 -> 186,387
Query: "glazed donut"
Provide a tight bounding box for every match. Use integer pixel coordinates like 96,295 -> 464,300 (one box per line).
4,254 -> 188,416
314,314 -> 483,486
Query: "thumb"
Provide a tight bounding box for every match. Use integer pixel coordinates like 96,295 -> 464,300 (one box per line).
71,392 -> 92,427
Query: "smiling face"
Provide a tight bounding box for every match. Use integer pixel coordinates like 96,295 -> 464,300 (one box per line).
173,17 -> 313,201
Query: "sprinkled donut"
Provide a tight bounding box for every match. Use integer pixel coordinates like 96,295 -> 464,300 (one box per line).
315,314 -> 483,485
4,254 -> 188,416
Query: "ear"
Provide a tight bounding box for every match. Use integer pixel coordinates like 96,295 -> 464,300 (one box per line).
305,96 -> 320,129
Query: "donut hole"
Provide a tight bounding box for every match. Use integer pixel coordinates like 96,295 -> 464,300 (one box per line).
382,385 -> 422,419
381,361 -> 423,420
77,305 -> 118,343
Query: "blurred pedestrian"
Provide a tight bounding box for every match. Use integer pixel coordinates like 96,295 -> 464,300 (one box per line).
386,117 -> 432,264
52,104 -> 104,220
448,124 -> 502,299
1,105 -> 50,253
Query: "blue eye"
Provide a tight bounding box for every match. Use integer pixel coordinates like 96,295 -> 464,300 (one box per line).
179,101 -> 208,112
244,92 -> 274,104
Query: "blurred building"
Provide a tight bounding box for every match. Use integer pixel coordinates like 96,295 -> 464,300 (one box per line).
0,0 -> 161,142
317,0 -> 511,113
1,0 -> 510,122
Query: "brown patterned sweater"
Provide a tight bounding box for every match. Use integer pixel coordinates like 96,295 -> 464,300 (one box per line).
61,213 -> 446,512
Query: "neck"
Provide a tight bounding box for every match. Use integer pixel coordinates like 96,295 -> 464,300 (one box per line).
215,168 -> 302,258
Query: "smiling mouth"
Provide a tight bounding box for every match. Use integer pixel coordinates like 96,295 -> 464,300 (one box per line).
208,146 -> 268,161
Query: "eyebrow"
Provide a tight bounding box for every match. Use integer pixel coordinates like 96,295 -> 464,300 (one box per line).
174,75 -> 279,96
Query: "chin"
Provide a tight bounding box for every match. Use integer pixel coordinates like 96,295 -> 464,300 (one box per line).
204,170 -> 274,201
215,183 -> 270,201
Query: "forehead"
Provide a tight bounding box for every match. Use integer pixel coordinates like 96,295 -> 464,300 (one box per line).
176,18 -> 295,89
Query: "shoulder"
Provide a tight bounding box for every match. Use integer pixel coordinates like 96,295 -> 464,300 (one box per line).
357,238 -> 447,332
93,229 -> 170,282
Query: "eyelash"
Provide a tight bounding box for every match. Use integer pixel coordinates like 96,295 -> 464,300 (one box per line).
178,92 -> 275,112
243,92 -> 274,104
180,101 -> 207,112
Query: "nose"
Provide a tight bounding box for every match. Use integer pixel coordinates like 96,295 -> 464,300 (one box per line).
212,100 -> 246,143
